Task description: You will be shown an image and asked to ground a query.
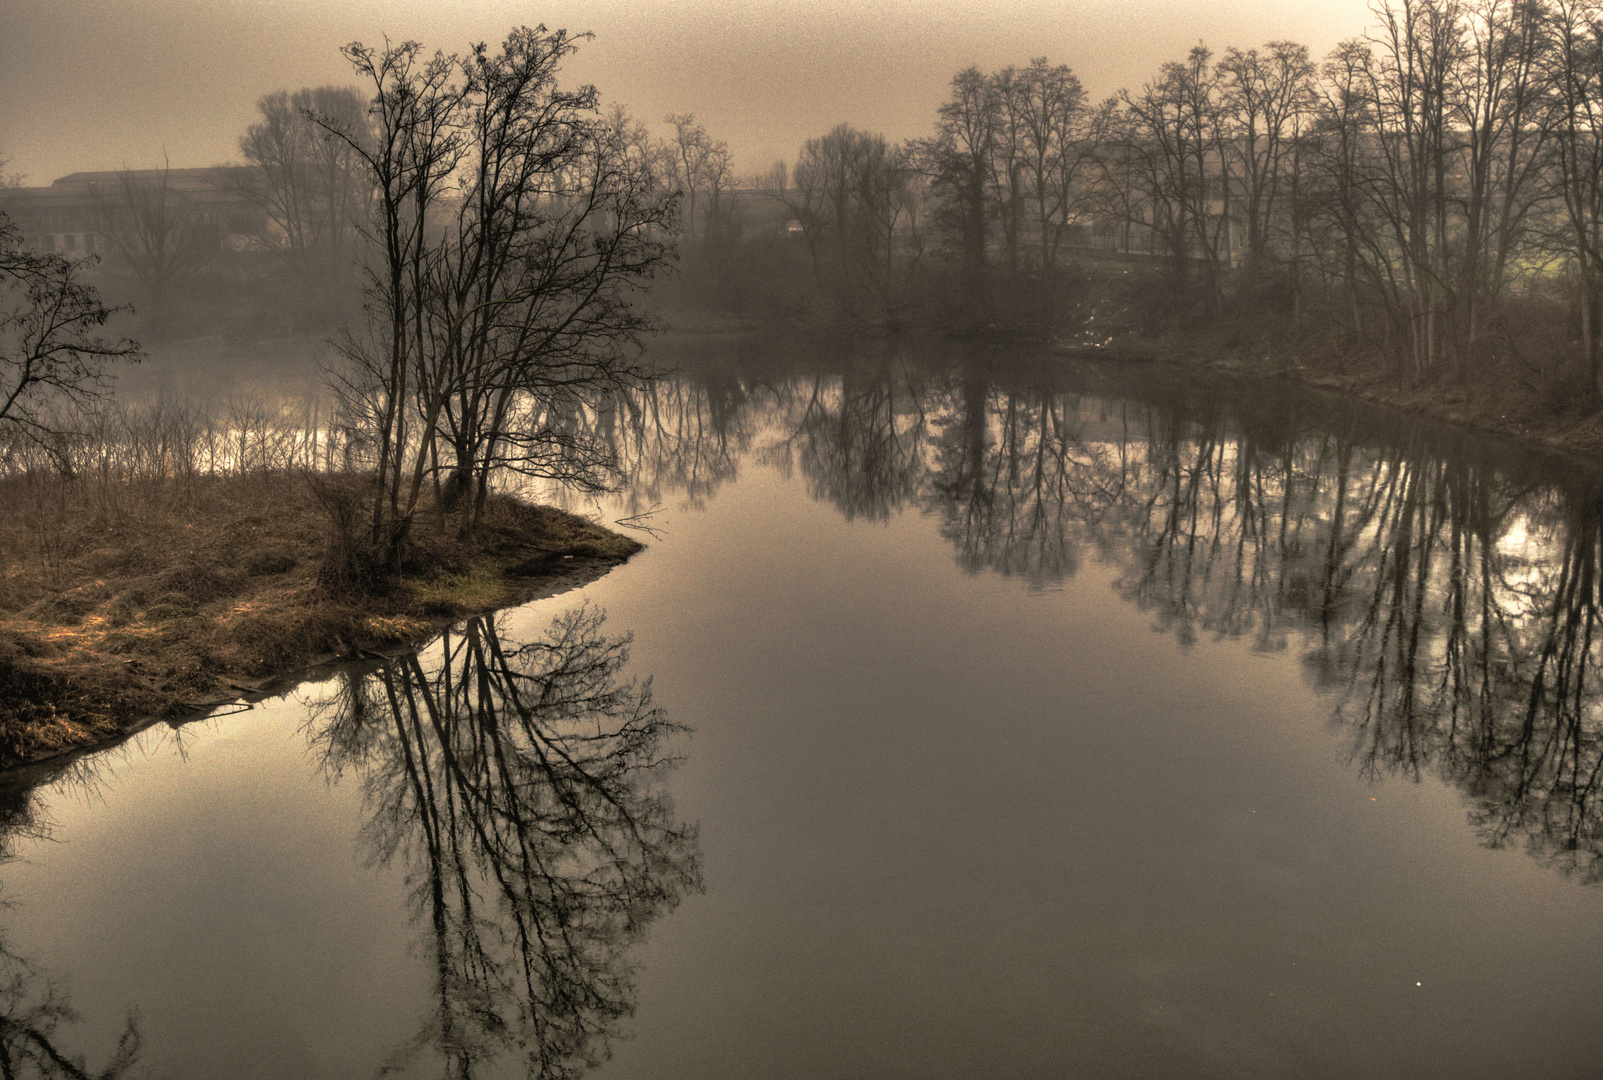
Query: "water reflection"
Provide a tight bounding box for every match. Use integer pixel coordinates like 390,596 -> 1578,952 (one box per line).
0,603 -> 698,1079
602,373 -> 755,516
0,963 -> 141,1080
309,605 -> 702,1079
618,342 -> 1603,882
0,764 -> 142,1079
764,356 -> 931,523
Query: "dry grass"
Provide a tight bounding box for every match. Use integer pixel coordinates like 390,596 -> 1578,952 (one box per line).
0,470 -> 641,765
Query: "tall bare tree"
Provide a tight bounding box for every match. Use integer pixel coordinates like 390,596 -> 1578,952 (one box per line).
313,37 -> 462,564
922,67 -> 997,303
1218,41 -> 1317,269
664,113 -> 731,243
1119,45 -> 1231,311
0,212 -> 141,457
1449,0 -> 1553,375
315,27 -> 677,568
1545,0 -> 1603,383
790,125 -> 924,320
1016,57 -> 1095,272
1363,0 -> 1467,377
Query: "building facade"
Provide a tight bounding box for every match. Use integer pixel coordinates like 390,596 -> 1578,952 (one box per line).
0,166 -> 263,255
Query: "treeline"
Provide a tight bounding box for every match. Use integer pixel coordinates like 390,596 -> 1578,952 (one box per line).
1066,0 -> 1603,387
35,2 -> 1603,396
662,1 -> 1603,400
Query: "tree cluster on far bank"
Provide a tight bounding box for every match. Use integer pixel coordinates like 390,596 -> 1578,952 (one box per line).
908,0 -> 1603,395
655,0 -> 1603,410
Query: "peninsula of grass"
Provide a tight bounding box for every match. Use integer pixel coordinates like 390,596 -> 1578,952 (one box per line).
0,471 -> 641,766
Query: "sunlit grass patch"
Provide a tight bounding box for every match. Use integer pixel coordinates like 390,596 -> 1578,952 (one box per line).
363,614 -> 431,642
407,567 -> 513,616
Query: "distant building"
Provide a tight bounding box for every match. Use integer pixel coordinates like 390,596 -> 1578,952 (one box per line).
0,166 -> 263,255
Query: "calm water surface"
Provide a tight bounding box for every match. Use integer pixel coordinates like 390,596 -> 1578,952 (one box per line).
2,339 -> 1602,1078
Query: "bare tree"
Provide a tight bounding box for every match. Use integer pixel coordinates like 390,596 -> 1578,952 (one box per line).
312,37 -> 466,564
1545,0 -> 1603,384
0,212 -> 141,458
315,27 -> 677,568
1218,41 -> 1317,269
989,65 -> 1030,276
1364,0 -> 1467,377
1016,58 -> 1094,272
1303,38 -> 1388,343
1119,45 -> 1231,311
432,42 -> 678,532
921,67 -> 997,298
1448,0 -> 1553,375
757,158 -> 788,198
664,113 -> 731,243
790,125 -> 923,320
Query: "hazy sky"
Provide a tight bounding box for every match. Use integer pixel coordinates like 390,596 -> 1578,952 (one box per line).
2,0 -> 1376,186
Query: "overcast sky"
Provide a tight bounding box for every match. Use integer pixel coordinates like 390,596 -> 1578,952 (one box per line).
1,0 -> 1377,186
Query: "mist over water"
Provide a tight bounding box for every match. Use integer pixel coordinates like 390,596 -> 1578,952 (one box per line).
0,340 -> 1597,1078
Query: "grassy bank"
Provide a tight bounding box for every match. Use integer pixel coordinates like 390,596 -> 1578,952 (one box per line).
1058,336 -> 1603,464
1053,337 -> 1603,467
0,470 -> 640,766
1007,254 -> 1603,464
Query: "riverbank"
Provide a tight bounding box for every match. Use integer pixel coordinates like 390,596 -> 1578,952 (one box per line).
1298,367 -> 1603,461
664,239 -> 1603,463
661,300 -> 1603,465
1054,330 -> 1603,466
0,473 -> 640,766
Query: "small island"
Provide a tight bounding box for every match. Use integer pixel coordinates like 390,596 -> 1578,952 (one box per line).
0,474 -> 641,765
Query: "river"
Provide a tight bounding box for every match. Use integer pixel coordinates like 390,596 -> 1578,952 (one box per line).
1,335 -> 1600,1079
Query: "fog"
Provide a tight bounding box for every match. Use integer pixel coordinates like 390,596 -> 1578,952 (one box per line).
8,2 -> 1603,1076
1,0 -> 1372,185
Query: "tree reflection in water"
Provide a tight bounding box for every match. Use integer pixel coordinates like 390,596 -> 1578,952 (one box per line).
0,766 -> 141,1079
310,605 -> 701,1080
763,354 -> 931,523
1091,403 -> 1603,882
618,346 -> 1603,883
